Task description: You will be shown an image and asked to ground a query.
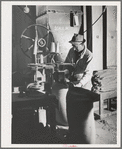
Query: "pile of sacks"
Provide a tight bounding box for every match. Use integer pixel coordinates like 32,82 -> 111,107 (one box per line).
91,67 -> 117,94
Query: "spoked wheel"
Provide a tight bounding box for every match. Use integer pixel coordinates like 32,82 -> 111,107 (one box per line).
20,24 -> 54,59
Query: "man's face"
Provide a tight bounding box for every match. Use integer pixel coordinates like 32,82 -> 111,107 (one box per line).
72,42 -> 84,52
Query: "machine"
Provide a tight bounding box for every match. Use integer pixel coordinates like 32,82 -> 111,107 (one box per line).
20,24 -> 74,96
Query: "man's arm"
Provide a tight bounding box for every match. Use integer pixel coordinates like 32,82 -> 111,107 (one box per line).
65,53 -> 72,63
73,56 -> 93,87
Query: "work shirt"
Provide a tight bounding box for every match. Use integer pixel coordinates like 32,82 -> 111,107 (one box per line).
65,47 -> 93,90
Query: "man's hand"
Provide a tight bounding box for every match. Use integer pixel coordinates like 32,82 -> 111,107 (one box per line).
73,81 -> 82,87
65,78 -> 83,88
66,81 -> 82,88
67,82 -> 74,88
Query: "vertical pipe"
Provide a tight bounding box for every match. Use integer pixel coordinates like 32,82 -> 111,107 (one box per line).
70,11 -> 74,27
103,6 -> 107,69
83,6 -> 87,48
79,6 -> 84,35
86,6 -> 92,52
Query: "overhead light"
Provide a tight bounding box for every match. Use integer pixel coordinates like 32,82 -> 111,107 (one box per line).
24,5 -> 30,13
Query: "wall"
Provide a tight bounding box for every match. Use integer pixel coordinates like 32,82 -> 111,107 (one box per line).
12,6 -> 36,73
92,6 -> 117,70
92,6 -> 103,70
107,6 -> 117,67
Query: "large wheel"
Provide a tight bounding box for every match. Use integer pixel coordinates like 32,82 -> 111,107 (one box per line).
20,24 -> 54,59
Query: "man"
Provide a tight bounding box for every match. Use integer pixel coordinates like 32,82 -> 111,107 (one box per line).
65,33 -> 93,90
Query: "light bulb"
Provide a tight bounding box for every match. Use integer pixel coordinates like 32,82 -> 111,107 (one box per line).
24,6 -> 30,13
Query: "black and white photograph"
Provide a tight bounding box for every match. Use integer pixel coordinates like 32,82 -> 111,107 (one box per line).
1,1 -> 121,148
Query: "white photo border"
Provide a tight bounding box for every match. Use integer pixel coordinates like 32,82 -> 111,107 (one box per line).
1,1 -> 121,148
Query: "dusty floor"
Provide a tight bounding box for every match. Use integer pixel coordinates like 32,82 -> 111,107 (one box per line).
95,113 -> 117,144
